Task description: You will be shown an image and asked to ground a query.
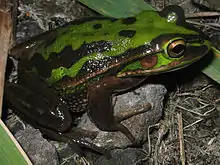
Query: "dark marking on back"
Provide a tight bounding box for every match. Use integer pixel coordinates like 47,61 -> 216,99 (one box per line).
49,40 -> 112,69
30,53 -> 52,77
122,17 -> 137,24
119,30 -> 136,38
49,46 -> 82,69
31,41 -> 112,78
42,31 -> 58,48
83,33 -> 91,36
93,23 -> 102,29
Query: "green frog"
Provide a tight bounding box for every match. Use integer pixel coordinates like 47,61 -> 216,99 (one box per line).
5,5 -> 212,153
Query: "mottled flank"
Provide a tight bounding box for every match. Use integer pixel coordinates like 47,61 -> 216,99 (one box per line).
63,89 -> 88,113
93,23 -> 102,29
78,57 -> 114,76
122,17 -> 137,24
119,30 -> 136,38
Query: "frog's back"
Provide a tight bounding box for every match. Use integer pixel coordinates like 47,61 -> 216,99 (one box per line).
11,10 -> 197,88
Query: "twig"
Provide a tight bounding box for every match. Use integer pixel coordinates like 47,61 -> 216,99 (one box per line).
153,122 -> 169,165
177,85 -> 213,97
177,93 -> 199,97
148,123 -> 160,155
184,139 -> 208,155
134,123 -> 160,165
18,4 -> 47,31
176,104 -> 210,117
0,0 -> 13,117
184,118 -> 203,129
186,12 -> 220,18
61,153 -> 90,165
201,85 -> 213,91
186,20 -> 220,31
134,149 -> 148,165
215,99 -> 220,103
184,107 -> 216,129
177,112 -> 186,165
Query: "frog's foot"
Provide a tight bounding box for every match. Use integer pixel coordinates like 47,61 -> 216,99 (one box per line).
40,127 -> 109,156
114,103 -> 152,146
65,127 -> 98,140
115,103 -> 152,122
88,76 -> 147,145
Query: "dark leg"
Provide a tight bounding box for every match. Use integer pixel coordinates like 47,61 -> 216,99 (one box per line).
39,127 -> 108,156
4,73 -> 107,155
5,82 -> 72,132
87,76 -> 150,144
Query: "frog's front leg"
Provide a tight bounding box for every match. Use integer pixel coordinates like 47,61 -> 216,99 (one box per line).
87,76 -> 151,144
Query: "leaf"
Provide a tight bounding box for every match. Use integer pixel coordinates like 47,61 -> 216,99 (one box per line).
0,119 -> 32,165
202,47 -> 220,83
79,0 -> 155,18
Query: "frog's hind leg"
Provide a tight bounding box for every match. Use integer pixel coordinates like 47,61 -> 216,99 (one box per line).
4,82 -> 73,132
87,76 -> 150,144
4,75 -> 107,155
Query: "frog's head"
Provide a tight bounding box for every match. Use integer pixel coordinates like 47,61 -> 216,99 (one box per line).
117,5 -> 212,77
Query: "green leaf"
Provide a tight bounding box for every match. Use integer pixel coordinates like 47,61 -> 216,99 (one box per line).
0,119 -> 32,165
79,0 -> 155,18
202,47 -> 220,83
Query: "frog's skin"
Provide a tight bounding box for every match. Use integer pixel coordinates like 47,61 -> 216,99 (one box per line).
5,6 -> 211,154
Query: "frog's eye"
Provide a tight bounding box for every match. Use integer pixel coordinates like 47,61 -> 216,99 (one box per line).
167,39 -> 186,58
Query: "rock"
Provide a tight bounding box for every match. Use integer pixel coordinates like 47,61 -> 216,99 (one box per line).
95,148 -> 147,165
54,142 -> 92,165
78,84 -> 167,148
16,21 -> 44,44
15,126 -> 59,165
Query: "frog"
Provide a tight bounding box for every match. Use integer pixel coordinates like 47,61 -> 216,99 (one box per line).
4,5 -> 212,154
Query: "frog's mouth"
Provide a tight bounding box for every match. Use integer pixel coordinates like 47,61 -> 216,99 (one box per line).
118,45 -> 209,77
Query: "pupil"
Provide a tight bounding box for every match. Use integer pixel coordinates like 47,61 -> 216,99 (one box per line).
172,44 -> 185,55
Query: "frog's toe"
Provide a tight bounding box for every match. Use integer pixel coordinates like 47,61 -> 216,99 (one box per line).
115,102 -> 152,122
